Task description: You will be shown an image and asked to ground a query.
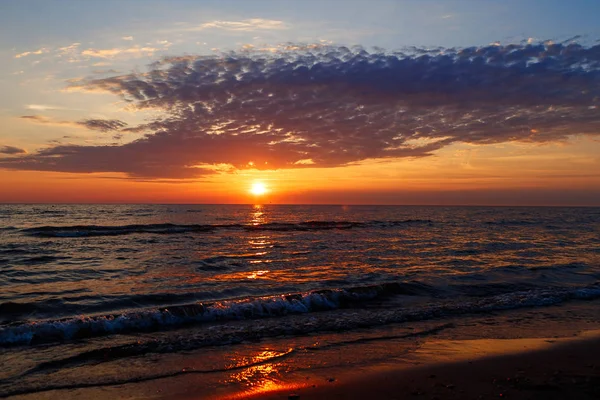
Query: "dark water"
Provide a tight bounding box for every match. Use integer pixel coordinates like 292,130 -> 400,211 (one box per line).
1,204 -> 599,397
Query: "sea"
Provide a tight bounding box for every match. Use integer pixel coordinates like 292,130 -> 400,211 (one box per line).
1,204 -> 599,398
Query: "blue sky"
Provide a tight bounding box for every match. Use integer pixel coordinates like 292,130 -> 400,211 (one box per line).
3,0 -> 600,52
3,0 -> 599,119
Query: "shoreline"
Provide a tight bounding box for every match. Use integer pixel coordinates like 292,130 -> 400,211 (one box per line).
6,301 -> 600,399
228,332 -> 600,400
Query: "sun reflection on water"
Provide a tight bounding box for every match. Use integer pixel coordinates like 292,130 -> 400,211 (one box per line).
246,269 -> 270,279
245,206 -> 274,276
250,204 -> 265,226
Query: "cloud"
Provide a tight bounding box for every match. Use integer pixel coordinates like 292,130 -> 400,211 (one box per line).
81,46 -> 159,59
26,104 -> 65,111
57,43 -> 81,54
20,115 -> 127,132
194,18 -> 286,32
21,115 -> 72,125
92,62 -> 112,67
122,36 -> 134,41
0,146 -> 26,155
14,48 -> 48,58
3,41 -> 600,179
92,68 -> 120,74
80,119 -> 128,132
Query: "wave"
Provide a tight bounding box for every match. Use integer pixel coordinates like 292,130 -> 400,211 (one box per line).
0,291 -> 211,324
484,219 -> 540,226
0,246 -> 29,255
21,219 -> 433,237
0,281 -> 431,346
1,281 -> 599,347
22,223 -> 216,237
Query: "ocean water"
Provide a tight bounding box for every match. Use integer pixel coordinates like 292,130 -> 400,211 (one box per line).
1,204 -> 599,397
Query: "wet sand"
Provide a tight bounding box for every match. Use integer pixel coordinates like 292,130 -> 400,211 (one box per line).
237,333 -> 600,400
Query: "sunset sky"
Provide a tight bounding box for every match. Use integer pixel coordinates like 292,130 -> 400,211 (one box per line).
1,0 -> 600,205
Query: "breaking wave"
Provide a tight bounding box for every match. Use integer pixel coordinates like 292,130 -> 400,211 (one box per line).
2,281 -> 599,347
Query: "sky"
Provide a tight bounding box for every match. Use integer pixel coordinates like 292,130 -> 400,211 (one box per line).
1,0 -> 600,205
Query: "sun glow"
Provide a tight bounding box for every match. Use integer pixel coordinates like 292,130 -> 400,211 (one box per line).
250,181 -> 268,196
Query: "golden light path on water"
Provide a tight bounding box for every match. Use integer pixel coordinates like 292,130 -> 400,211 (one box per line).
216,207 -> 302,398
247,205 -> 272,279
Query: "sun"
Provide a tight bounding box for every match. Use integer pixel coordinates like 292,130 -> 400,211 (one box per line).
250,181 -> 268,196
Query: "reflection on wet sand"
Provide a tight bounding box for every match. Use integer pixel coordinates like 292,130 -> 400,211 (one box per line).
223,349 -> 305,399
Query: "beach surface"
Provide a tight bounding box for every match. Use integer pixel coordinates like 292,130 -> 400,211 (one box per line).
235,333 -> 600,400
9,300 -> 599,400
171,300 -> 600,400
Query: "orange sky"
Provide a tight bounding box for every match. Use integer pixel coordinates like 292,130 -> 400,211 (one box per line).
2,138 -> 599,205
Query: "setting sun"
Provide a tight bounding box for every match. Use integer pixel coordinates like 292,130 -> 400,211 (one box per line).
250,182 -> 268,196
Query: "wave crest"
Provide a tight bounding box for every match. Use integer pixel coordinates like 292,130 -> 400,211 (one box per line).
22,219 -> 433,237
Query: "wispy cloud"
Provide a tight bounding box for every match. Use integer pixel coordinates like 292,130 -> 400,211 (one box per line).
122,36 -> 134,41
193,18 -> 287,32
92,68 -> 120,75
14,48 -> 49,59
3,41 -> 600,179
20,115 -> 127,132
156,40 -> 172,48
15,40 -> 165,65
80,119 -> 127,132
57,43 -> 81,54
0,146 -> 26,155
81,46 -> 159,59
26,104 -> 65,111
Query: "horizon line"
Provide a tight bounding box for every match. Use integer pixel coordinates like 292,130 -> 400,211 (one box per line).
1,202 -> 599,208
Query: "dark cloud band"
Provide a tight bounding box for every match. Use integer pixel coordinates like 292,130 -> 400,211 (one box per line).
0,146 -> 26,155
2,41 -> 599,178
20,115 -> 127,132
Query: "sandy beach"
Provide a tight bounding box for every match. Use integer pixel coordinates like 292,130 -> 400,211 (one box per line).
236,333 -> 600,400
199,301 -> 600,400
